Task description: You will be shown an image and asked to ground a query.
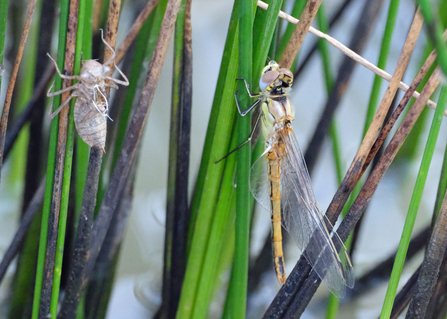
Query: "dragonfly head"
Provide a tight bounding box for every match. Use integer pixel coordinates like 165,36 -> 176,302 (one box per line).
259,61 -> 294,93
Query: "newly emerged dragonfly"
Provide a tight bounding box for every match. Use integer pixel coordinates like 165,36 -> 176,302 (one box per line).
235,61 -> 354,297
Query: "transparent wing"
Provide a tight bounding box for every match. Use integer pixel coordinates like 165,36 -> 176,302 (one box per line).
279,126 -> 354,297
249,152 -> 270,212
249,126 -> 354,297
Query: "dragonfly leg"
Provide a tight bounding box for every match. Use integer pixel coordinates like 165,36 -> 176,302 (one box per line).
234,78 -> 264,116
214,112 -> 263,163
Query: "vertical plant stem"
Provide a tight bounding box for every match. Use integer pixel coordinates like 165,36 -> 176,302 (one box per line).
177,2 -> 239,317
31,0 -> 70,316
0,0 -> 37,181
75,0 -> 93,225
227,0 -> 252,317
415,0 -> 447,76
85,170 -> 135,319
84,0 -> 182,291
103,0 -> 122,90
51,1 -> 86,316
315,3 -> 347,319
110,11 -> 153,171
160,0 -> 192,316
38,0 -> 79,316
59,147 -> 103,319
395,86 -> 447,319
3,64 -> 55,160
252,0 -> 282,76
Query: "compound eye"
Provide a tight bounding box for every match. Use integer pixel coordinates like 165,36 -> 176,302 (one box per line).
261,65 -> 272,75
279,68 -> 293,80
259,70 -> 279,91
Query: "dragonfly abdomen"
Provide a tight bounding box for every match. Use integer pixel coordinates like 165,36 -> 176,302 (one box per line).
267,150 -> 286,284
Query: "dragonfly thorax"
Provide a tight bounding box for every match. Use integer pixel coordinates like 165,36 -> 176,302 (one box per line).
261,97 -> 294,140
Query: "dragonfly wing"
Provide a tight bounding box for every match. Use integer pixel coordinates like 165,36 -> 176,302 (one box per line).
249,153 -> 271,213
279,127 -> 354,297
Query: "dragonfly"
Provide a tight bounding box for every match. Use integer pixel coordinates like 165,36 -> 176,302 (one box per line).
235,61 -> 354,297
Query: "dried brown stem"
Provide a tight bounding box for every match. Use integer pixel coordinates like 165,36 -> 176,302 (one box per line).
279,0 -> 322,69
390,265 -> 420,319
115,0 -> 160,64
58,146 -> 103,319
104,0 -> 122,90
326,9 -> 424,227
39,0 -> 79,316
4,63 -> 55,160
406,189 -> 447,318
361,47 -> 438,177
159,0 -> 193,316
0,0 -> 38,182
422,253 -> 447,318
85,165 -> 135,318
338,69 -> 441,249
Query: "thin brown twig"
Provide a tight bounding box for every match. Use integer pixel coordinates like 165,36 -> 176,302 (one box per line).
294,0 -> 354,78
0,0 -> 38,182
4,63 -> 55,160
114,0 -> 160,64
278,0 -> 322,69
360,47 -> 438,178
104,0 -> 122,95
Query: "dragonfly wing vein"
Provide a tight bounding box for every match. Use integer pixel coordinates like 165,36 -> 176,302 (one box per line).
279,127 -> 354,297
